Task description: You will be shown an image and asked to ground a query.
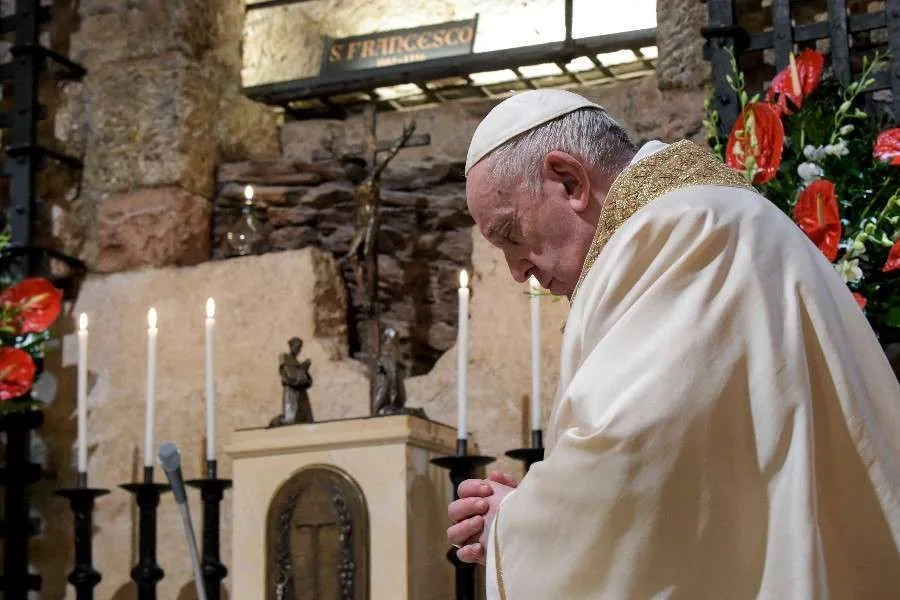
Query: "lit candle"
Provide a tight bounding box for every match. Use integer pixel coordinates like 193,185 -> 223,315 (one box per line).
205,298 -> 216,462
457,269 -> 470,440
529,276 -> 541,432
244,184 -> 254,203
145,307 -> 158,469
77,313 -> 88,475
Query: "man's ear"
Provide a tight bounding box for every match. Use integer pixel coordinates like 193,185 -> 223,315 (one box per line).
542,151 -> 591,213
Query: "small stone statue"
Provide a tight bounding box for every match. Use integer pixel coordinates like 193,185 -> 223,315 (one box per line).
269,337 -> 314,428
372,328 -> 426,418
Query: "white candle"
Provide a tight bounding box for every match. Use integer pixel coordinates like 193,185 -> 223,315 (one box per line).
457,269 -> 470,440
145,307 -> 158,468
529,276 -> 542,432
244,184 -> 254,203
205,298 -> 216,462
77,313 -> 89,474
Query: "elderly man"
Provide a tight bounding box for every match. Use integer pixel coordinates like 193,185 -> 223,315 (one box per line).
447,89 -> 900,599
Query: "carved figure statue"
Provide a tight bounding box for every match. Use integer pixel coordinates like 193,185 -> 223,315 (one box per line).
269,337 -> 313,428
372,327 -> 426,419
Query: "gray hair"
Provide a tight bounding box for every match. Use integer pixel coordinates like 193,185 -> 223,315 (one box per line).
485,107 -> 636,192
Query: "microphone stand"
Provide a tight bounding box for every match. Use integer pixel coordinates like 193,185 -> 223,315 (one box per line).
186,459 -> 232,600
55,471 -> 109,600
120,466 -> 170,600
158,442 -> 207,600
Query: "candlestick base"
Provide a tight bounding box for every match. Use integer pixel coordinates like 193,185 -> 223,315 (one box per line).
431,447 -> 494,600
186,465 -> 232,600
54,487 -> 110,600
505,447 -> 544,472
120,481 -> 171,600
505,430 -> 545,473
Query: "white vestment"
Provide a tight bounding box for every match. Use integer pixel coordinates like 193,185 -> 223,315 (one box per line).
485,140 -> 900,599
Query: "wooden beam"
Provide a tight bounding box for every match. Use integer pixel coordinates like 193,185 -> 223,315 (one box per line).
245,0 -> 317,10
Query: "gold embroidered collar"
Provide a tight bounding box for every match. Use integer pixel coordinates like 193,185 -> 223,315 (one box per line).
571,140 -> 752,300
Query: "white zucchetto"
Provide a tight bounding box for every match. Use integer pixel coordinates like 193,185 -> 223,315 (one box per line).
464,89 -> 605,175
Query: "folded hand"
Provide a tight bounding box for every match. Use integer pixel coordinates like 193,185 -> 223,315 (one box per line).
447,471 -> 518,564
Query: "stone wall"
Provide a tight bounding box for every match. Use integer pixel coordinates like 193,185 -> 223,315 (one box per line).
215,160 -> 472,376
51,0 -> 280,272
213,74 -> 708,375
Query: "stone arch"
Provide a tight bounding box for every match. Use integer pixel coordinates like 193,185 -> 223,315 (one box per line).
266,464 -> 369,600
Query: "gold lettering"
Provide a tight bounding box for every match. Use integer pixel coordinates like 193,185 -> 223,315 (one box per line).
362,39 -> 376,58
376,36 -> 393,56
417,33 -> 432,50
431,30 -> 446,48
396,35 -> 412,52
346,41 -> 362,60
458,26 -> 474,44
329,44 -> 343,62
445,28 -> 459,45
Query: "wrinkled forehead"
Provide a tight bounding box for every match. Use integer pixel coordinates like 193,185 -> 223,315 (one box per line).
466,160 -> 511,223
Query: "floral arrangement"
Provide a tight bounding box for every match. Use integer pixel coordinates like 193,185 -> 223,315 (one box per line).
705,49 -> 900,345
0,232 -> 63,414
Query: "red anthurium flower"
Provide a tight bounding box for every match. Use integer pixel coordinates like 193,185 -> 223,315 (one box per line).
884,240 -> 900,272
793,179 -> 841,261
765,49 -> 825,115
874,128 -> 900,166
726,102 -> 784,184
0,347 -> 36,401
0,278 -> 62,334
852,293 -> 867,309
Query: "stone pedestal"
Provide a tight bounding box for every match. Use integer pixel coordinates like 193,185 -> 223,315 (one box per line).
226,415 -> 458,599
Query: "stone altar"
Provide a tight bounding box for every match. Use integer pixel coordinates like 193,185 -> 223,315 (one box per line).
226,415 -> 458,599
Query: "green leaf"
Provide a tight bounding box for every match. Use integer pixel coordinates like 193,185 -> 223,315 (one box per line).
886,307 -> 900,327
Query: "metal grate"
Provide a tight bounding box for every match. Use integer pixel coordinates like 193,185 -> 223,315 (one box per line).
703,0 -> 900,136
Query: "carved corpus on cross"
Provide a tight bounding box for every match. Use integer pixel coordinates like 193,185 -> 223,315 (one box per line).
342,104 -> 430,415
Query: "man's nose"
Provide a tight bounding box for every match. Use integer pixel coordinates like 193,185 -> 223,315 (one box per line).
505,252 -> 531,284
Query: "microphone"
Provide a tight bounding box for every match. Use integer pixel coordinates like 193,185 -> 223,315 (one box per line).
158,442 -> 208,600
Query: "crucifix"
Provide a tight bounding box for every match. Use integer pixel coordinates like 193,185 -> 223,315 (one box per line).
342,104 -> 430,415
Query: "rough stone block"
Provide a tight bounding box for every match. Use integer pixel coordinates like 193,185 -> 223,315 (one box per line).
96,187 -> 210,272
217,91 -> 281,161
72,0 -> 224,68
82,53 -> 218,197
656,0 -> 710,89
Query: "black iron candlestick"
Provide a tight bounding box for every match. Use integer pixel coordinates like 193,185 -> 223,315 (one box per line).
505,429 -> 545,473
431,438 -> 495,600
186,459 -> 232,600
55,472 -> 110,600
120,466 -> 170,600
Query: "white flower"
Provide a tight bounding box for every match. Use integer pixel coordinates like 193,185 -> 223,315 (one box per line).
835,258 -> 863,284
798,162 -> 824,183
848,238 -> 867,258
840,124 -> 855,135
826,139 -> 850,156
803,145 -> 822,161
